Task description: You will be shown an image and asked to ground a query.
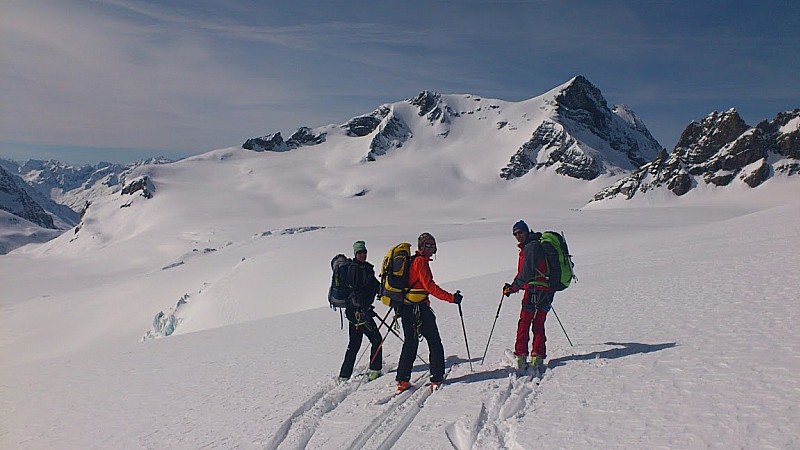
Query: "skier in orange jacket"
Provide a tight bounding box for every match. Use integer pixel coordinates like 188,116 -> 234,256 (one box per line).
395,232 -> 462,392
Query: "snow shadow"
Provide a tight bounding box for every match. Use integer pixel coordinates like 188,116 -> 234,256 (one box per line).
445,342 -> 677,385
548,341 -> 678,369
446,367 -> 512,385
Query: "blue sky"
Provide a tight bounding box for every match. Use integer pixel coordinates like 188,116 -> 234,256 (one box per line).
1,0 -> 798,165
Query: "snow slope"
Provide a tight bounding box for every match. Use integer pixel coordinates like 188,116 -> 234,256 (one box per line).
2,141 -> 799,448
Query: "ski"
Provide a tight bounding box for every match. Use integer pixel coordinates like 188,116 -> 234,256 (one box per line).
504,349 -> 545,380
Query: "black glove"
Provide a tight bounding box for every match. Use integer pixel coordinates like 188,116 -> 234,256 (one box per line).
363,307 -> 376,319
503,283 -> 513,297
452,290 -> 463,304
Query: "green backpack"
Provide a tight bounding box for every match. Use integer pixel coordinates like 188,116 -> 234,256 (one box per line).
538,231 -> 576,291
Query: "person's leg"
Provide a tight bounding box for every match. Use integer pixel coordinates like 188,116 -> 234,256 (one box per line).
396,306 -> 419,382
419,305 -> 445,382
339,322 -> 364,378
363,318 -> 383,371
515,306 -> 535,356
531,309 -> 548,359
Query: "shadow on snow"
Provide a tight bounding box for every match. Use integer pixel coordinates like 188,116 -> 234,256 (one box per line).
444,341 -> 677,385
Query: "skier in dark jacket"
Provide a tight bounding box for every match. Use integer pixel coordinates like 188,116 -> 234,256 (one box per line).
503,220 -> 554,371
337,240 -> 383,383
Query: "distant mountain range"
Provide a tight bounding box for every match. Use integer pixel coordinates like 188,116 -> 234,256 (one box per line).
244,76 -> 664,181
2,75 -> 798,254
0,158 -> 172,253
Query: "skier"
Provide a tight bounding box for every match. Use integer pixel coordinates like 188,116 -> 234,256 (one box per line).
337,241 -> 383,383
502,220 -> 554,373
395,232 -> 462,392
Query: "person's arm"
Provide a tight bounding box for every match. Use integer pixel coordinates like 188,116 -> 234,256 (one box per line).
513,242 -> 539,290
415,258 -> 454,302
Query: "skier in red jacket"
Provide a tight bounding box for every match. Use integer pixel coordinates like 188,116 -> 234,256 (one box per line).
503,220 -> 554,372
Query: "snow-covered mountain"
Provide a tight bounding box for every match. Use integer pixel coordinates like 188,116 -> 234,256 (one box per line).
591,108 -> 800,202
0,165 -> 69,254
8,157 -> 173,210
243,76 -> 663,181
0,157 -> 173,253
0,164 -> 57,229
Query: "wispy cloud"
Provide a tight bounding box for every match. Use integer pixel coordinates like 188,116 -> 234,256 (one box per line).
1,0 -> 798,162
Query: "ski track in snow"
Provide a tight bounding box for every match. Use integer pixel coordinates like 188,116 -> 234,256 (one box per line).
268,359 -> 402,450
272,362 -> 454,450
344,369 -> 434,450
446,364 -> 544,450
267,344 -> 552,450
267,355 -> 432,450
267,379 -> 353,450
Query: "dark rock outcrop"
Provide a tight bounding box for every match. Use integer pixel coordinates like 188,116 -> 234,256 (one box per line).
591,108 -> 800,202
501,76 -> 662,180
0,165 -> 56,229
342,106 -> 391,137
243,127 -> 327,152
121,176 -> 154,199
365,114 -> 412,160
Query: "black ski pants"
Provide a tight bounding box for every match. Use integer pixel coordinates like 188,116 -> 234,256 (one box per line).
339,309 -> 382,379
396,303 -> 445,383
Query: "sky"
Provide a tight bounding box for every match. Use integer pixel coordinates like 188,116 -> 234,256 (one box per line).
1,0 -> 799,165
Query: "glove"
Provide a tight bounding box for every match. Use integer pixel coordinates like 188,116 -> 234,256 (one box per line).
503,283 -> 514,297
452,290 -> 463,304
363,307 -> 376,319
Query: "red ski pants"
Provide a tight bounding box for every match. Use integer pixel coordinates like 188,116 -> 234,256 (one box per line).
515,307 -> 548,358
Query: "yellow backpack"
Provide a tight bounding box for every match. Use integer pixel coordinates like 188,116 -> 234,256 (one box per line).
379,243 -> 413,309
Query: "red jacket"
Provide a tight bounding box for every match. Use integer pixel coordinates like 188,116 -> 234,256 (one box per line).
407,250 -> 455,304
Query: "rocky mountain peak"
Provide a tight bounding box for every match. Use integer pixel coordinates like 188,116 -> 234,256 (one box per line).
554,75 -> 611,132
591,108 -> 800,203
676,108 -> 749,165
0,165 -> 56,229
409,90 -> 441,117
502,76 -> 662,180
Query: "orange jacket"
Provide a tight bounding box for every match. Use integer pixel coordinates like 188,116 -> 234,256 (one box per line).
407,250 -> 455,304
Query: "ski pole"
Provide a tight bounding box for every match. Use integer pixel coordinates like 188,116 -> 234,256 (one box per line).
369,313 -> 396,368
353,309 -> 392,369
375,308 -> 430,366
375,309 -> 402,341
351,312 -> 397,389
551,306 -> 573,347
480,294 -> 505,365
457,303 -> 473,371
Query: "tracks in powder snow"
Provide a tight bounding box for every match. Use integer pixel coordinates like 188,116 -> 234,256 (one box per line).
266,378 -> 360,449
267,364 -> 453,450
445,365 -> 545,450
344,368 -> 445,450
268,362 -> 542,450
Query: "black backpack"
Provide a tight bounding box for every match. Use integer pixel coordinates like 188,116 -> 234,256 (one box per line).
328,254 -> 369,309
